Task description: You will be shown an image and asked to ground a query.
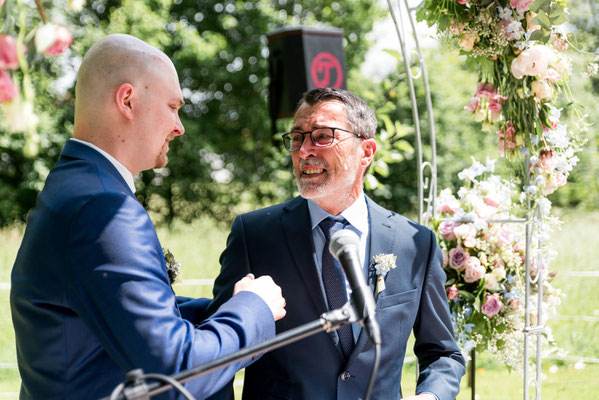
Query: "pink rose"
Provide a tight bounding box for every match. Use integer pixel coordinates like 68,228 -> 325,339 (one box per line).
475,82 -> 496,98
510,0 -> 535,13
542,68 -> 561,84
496,228 -> 513,248
464,97 -> 480,112
538,149 -> 555,170
551,34 -> 568,52
442,250 -> 449,267
464,256 -> 485,282
449,22 -> 464,35
447,285 -> 459,300
439,220 -> 459,241
514,241 -> 524,253
0,35 -> 24,70
453,223 -> 477,248
35,24 -> 73,56
449,247 -> 468,270
439,197 -> 460,214
457,0 -> 468,4
493,257 -> 505,269
508,298 -> 520,311
459,32 -> 477,52
481,293 -> 504,317
483,194 -> 500,208
0,69 -> 18,103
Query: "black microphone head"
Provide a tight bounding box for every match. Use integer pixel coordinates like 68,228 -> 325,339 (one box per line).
329,229 -> 360,258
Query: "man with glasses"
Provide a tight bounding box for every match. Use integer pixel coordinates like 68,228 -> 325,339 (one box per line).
207,88 -> 465,400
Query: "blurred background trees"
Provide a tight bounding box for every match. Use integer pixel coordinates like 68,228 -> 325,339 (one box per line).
0,0 -> 597,227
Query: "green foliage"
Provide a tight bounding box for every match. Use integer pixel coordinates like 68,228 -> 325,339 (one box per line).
0,0 -> 385,226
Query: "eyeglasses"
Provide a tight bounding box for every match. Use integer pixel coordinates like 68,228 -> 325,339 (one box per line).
282,127 -> 362,152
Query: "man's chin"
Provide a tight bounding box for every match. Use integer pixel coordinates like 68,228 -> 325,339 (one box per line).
154,156 -> 168,169
297,182 -> 327,200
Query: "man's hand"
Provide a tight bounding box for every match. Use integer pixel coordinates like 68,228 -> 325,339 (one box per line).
234,274 -> 286,321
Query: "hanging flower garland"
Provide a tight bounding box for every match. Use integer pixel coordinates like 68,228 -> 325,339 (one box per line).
0,0 -> 75,156
417,0 -> 589,195
417,0 -> 591,366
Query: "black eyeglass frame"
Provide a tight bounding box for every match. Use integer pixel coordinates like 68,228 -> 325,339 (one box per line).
282,127 -> 363,152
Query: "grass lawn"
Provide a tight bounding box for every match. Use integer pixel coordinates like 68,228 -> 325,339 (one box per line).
0,209 -> 597,399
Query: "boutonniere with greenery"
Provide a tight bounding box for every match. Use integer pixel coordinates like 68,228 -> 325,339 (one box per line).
372,253 -> 397,297
163,248 -> 181,285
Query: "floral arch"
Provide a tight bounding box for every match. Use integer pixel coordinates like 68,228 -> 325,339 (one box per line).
386,0 -> 591,397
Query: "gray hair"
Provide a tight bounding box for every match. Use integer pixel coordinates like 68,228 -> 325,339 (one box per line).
297,88 -> 377,139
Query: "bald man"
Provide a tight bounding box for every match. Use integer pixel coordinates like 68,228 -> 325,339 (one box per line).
10,34 -> 285,400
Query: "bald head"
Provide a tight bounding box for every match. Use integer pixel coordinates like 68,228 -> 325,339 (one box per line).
72,34 -> 185,175
75,34 -> 172,123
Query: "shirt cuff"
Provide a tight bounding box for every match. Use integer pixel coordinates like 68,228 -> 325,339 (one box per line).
420,392 -> 439,400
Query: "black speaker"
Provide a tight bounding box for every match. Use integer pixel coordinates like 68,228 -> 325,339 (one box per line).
267,26 -> 347,125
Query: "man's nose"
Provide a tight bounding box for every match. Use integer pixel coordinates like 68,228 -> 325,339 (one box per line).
297,133 -> 316,157
174,115 -> 185,136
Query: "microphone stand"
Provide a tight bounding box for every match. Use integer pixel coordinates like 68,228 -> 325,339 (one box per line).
104,303 -> 359,400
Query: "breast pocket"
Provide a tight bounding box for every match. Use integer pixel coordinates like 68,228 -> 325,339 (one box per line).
378,288 -> 418,309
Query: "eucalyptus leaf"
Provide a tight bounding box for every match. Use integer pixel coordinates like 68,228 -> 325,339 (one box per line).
529,0 -> 551,13
535,11 -> 552,29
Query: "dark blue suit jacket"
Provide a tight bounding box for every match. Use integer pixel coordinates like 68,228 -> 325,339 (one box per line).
10,140 -> 275,399
207,196 -> 465,400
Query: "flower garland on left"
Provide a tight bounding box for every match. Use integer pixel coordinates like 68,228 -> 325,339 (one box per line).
0,0 -> 77,156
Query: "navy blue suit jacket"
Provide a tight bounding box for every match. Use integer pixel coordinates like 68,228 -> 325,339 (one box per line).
10,140 -> 275,399
207,196 -> 465,400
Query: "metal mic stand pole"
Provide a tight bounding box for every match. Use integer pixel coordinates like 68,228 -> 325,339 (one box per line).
105,304 -> 357,400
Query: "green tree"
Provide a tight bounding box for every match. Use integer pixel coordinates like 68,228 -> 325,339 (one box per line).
0,0 -> 385,226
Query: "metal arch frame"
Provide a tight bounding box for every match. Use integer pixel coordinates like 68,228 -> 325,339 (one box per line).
386,0 -> 437,224
385,1 -> 545,399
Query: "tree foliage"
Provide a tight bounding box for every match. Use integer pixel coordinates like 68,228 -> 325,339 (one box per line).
0,0 -> 384,225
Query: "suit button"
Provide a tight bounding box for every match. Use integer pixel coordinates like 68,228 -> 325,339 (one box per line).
341,371 -> 351,381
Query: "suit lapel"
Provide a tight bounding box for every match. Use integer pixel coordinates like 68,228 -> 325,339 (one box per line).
281,197 -> 329,317
347,197 -> 396,365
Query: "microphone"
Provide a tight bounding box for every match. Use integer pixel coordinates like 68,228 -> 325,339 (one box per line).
329,229 -> 381,346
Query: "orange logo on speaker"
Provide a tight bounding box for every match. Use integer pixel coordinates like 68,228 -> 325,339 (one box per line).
311,52 -> 343,88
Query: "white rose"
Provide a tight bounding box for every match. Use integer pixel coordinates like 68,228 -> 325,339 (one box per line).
492,266 -> 507,281
531,80 -> 553,99
511,45 -> 556,79
484,273 -> 500,291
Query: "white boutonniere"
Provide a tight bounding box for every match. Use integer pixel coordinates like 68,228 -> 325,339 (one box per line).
372,253 -> 397,296
163,248 -> 181,285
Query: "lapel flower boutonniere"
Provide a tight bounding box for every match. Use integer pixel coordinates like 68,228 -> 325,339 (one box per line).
373,253 -> 397,297
163,248 -> 181,285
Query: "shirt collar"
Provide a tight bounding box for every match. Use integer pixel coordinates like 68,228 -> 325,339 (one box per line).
69,138 -> 136,193
307,192 -> 368,235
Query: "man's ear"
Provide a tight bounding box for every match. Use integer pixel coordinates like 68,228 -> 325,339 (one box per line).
115,83 -> 135,120
361,138 -> 377,168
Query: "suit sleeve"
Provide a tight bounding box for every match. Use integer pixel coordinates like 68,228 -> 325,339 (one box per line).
207,215 -> 252,317
203,215 -> 253,400
64,193 -> 274,400
413,230 -> 466,400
